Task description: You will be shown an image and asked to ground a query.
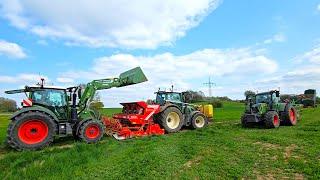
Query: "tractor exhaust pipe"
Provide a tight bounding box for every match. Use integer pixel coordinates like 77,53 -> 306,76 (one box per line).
71,92 -> 78,122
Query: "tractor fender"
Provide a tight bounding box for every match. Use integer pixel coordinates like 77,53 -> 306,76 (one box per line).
159,103 -> 181,113
10,106 -> 59,122
190,110 -> 201,119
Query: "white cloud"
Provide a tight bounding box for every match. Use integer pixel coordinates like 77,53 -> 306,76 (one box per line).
295,45 -> 320,64
254,45 -> 320,95
56,77 -> 74,83
0,73 -> 48,84
60,48 -> 277,79
0,39 -> 26,59
0,0 -> 221,49
263,33 -> 286,44
57,47 -> 278,106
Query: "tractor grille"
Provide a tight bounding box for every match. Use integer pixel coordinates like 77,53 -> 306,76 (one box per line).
251,107 -> 259,113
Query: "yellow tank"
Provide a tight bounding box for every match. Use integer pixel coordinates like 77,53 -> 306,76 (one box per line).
199,104 -> 213,119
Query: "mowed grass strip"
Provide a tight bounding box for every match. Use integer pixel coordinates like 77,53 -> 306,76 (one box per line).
0,102 -> 319,179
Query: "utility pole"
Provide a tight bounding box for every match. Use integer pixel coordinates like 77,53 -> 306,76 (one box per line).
203,77 -> 216,97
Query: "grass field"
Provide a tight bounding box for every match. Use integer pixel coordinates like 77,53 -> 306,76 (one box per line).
0,102 -> 319,179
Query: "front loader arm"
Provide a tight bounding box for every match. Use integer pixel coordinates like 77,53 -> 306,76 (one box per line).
77,67 -> 148,112
78,78 -> 121,109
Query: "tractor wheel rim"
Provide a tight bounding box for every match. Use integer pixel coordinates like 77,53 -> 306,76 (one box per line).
85,124 -> 100,139
18,119 -> 49,145
195,116 -> 205,128
273,115 -> 279,125
289,108 -> 296,123
166,112 -> 180,129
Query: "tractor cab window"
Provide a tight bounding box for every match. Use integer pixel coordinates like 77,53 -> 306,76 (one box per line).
156,92 -> 182,103
162,93 -> 181,102
167,93 -> 181,102
272,93 -> 279,103
32,89 -> 67,107
255,94 -> 271,104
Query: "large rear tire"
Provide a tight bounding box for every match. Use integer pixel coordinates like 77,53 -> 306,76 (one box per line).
156,107 -> 183,133
191,113 -> 208,129
7,111 -> 56,151
78,120 -> 105,143
282,104 -> 297,126
264,111 -> 280,128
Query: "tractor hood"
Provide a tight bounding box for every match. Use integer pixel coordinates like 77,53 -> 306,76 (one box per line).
251,103 -> 268,114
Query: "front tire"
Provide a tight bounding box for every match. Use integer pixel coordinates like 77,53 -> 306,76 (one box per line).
7,111 -> 56,151
78,120 -> 104,143
264,111 -> 280,128
283,105 -> 297,126
191,113 -> 208,129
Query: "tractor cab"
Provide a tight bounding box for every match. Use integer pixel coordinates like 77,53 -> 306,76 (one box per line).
6,86 -> 69,120
255,90 -> 280,105
155,91 -> 184,105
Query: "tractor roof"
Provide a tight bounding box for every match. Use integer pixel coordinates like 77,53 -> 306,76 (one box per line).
5,86 -> 66,94
155,91 -> 182,94
256,90 -> 279,96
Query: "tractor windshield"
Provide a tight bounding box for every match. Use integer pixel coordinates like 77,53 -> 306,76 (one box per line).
255,93 -> 271,104
156,92 -> 182,103
31,89 -> 67,107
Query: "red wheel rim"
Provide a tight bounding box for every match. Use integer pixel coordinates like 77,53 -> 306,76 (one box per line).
289,108 -> 296,123
85,124 -> 100,139
273,115 -> 279,125
18,119 -> 49,145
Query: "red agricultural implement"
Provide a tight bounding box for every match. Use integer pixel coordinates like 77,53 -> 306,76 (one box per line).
103,101 -> 164,140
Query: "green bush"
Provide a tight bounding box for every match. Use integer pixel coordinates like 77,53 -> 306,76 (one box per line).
208,100 -> 223,108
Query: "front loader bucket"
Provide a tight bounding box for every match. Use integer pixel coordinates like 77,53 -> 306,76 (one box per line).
118,67 -> 148,87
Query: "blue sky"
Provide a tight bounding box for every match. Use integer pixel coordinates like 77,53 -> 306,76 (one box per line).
0,0 -> 320,107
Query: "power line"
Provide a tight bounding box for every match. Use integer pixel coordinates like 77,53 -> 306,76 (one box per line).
203,77 -> 216,97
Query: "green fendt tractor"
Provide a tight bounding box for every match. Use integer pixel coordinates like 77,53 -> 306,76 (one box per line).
154,91 -> 213,132
241,90 -> 297,128
5,67 -> 147,150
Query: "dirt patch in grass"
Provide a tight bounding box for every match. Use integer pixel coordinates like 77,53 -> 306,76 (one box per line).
176,148 -> 213,176
183,155 -> 203,168
253,141 -> 281,150
50,144 -> 74,150
284,144 -> 298,162
294,173 -> 304,180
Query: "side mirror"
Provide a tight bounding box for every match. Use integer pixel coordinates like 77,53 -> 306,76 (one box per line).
276,91 -> 280,97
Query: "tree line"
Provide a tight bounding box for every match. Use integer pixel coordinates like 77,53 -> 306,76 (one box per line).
0,97 -> 17,112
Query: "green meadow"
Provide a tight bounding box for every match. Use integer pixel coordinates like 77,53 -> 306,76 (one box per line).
0,102 -> 319,179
